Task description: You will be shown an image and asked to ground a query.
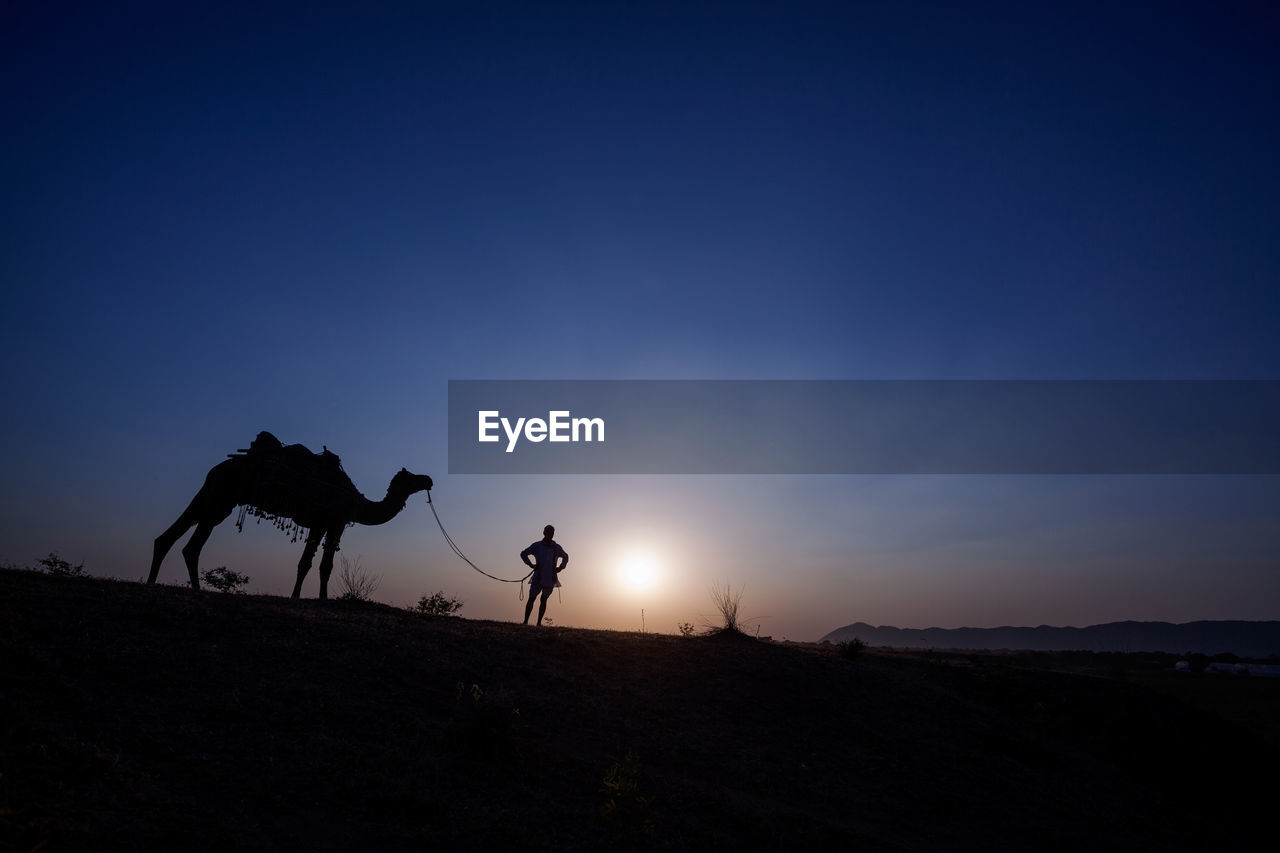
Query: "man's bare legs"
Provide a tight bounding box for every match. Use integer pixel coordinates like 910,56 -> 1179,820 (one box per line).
523,588 -> 553,625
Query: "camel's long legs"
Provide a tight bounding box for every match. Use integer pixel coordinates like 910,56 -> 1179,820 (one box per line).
180,519 -> 220,589
292,531 -> 323,599
317,528 -> 343,600
151,459 -> 238,588
150,511 -> 196,584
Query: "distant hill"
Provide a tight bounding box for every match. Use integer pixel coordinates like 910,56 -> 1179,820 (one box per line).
821,619 -> 1280,657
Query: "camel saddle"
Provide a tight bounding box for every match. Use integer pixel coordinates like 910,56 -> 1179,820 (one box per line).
234,431 -> 357,523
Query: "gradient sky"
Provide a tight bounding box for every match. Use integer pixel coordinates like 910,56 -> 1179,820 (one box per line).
2,1 -> 1277,639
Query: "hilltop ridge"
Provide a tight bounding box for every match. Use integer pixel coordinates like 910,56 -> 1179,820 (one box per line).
2,568 -> 1275,851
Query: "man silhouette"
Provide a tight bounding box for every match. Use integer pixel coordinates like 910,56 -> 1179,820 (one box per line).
521,524 -> 568,626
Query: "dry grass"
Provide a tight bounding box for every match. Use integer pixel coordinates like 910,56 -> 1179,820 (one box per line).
706,582 -> 745,633
334,555 -> 380,601
2,568 -> 1277,851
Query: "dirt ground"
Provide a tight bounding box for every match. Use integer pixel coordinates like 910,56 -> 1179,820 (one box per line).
2,569 -> 1274,851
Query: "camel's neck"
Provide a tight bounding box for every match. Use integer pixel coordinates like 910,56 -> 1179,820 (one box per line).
352,487 -> 411,526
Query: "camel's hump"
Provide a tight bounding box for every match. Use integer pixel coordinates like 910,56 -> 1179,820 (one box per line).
251,431 -> 283,453
240,432 -> 350,485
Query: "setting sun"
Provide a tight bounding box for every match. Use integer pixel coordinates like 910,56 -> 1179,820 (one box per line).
618,553 -> 660,593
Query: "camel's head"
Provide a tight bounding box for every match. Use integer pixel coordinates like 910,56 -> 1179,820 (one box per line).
392,468 -> 433,497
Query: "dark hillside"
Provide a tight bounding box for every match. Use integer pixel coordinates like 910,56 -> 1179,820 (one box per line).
1,569 -> 1274,851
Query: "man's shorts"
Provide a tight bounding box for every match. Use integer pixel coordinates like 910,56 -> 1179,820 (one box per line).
530,582 -> 554,599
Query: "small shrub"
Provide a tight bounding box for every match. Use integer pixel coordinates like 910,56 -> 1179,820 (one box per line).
38,552 -> 86,578
707,583 -> 746,634
677,621 -> 696,637
335,555 -> 380,602
838,637 -> 866,660
201,566 -> 250,594
415,590 -> 464,616
599,753 -> 654,834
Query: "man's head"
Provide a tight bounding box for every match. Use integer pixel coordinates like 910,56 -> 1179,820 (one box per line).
543,524 -> 555,540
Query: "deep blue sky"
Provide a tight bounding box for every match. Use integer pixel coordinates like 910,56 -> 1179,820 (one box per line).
2,1 -> 1277,638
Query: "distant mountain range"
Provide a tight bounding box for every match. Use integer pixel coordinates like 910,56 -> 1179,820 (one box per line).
820,620 -> 1280,658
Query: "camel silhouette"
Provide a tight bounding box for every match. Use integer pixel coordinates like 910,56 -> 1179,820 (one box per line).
149,432 -> 433,599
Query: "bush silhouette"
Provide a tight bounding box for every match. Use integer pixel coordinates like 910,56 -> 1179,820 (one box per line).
415,590 -> 464,616
838,637 -> 866,659
707,583 -> 746,634
201,566 -> 250,594
37,552 -> 86,578
335,556 -> 380,602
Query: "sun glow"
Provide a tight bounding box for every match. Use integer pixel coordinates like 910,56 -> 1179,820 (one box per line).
618,553 -> 660,593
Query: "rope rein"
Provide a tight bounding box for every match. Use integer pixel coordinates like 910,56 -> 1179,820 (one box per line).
426,492 -> 533,596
